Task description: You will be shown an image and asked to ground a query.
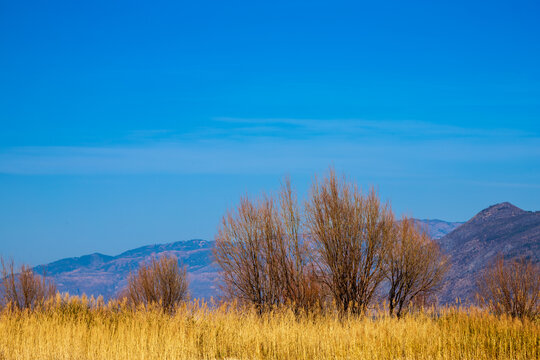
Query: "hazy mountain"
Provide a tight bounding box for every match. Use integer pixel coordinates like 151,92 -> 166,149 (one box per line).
412,219 -> 463,239
438,202 -> 540,303
32,203 -> 538,304
34,239 -> 219,300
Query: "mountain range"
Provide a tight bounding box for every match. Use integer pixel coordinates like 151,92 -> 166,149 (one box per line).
34,239 -> 219,300
33,203 -> 538,303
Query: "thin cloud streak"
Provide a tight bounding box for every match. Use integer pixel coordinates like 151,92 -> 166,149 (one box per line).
0,119 -> 538,176
0,133 -> 538,177
211,118 -> 536,139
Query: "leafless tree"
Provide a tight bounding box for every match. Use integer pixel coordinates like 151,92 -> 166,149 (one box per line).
476,255 -> 539,319
126,254 -> 189,312
274,179 -> 324,311
305,170 -> 394,314
0,257 -> 56,310
383,217 -> 449,318
214,178 -> 323,312
214,195 -> 272,310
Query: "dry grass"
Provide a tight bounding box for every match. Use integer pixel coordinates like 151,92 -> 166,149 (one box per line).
0,294 -> 538,360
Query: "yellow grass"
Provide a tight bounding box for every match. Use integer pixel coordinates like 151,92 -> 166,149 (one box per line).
0,294 -> 538,360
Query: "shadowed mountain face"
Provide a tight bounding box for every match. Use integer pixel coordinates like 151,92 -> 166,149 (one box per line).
34,239 -> 219,300
32,203 -> 538,304
438,202 -> 540,303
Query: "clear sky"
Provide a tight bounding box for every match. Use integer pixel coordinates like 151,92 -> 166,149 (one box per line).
1,0 -> 539,266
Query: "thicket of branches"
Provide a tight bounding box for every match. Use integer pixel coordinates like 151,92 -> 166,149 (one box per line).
214,179 -> 323,313
305,172 -> 393,313
125,254 -> 189,312
0,257 -> 56,310
215,170 -> 451,315
384,217 -> 449,318
476,255 -> 539,319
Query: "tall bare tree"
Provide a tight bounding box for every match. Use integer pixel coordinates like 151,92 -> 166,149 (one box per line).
126,254 -> 189,312
0,257 -> 56,310
274,178 -> 323,310
214,195 -> 273,309
214,178 -> 322,312
384,217 -> 449,318
476,255 -> 539,319
305,170 -> 393,314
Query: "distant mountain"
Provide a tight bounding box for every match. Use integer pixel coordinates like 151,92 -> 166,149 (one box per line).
412,219 -> 463,239
32,204 -> 538,304
438,202 -> 540,303
34,239 -> 219,300
31,218 -> 462,302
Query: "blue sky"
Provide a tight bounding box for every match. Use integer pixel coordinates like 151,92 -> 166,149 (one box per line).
1,0 -> 539,265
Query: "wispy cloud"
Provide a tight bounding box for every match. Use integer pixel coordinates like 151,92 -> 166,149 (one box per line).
0,119 -> 538,178
211,118 -> 535,139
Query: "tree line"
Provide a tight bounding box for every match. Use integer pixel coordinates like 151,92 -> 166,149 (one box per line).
1,170 -> 538,319
214,169 -> 538,318
214,170 -> 450,317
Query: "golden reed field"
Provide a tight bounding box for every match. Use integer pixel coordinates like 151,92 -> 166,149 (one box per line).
0,294 -> 538,360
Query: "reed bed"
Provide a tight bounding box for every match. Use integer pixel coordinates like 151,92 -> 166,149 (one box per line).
0,294 -> 538,360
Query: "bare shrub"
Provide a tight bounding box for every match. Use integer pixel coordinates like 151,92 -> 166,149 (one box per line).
305,170 -> 394,314
383,217 -> 449,318
126,254 -> 189,312
476,255 -> 539,319
214,195 -> 273,310
214,179 -> 323,312
0,257 -> 56,310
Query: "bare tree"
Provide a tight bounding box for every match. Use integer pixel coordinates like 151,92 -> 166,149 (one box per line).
126,254 -> 189,312
305,170 -> 394,314
0,257 -> 56,310
214,195 -> 273,310
214,178 -> 323,312
273,178 -> 324,311
384,217 -> 449,318
476,255 -> 539,319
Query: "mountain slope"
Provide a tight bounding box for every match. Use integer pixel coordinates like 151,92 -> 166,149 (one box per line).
32,205 -> 538,304
34,239 -> 219,300
31,219 -> 460,301
438,202 -> 540,303
413,219 -> 463,239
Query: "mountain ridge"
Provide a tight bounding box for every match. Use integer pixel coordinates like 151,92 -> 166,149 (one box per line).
31,203 -> 538,304
413,219 -> 464,239
438,202 -> 540,303
34,239 -> 219,300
